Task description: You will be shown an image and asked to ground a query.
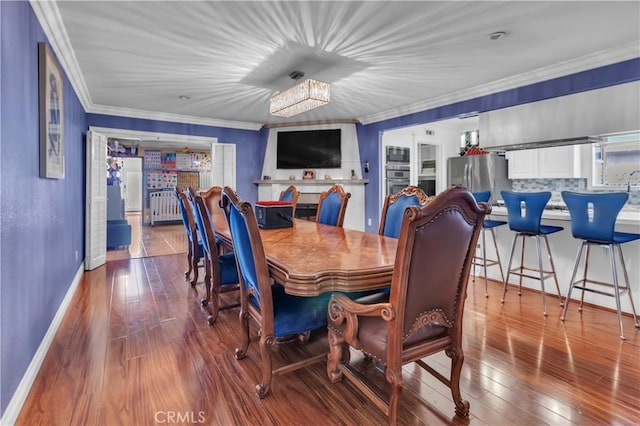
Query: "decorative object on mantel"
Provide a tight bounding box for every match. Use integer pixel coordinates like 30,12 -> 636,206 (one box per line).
303,169 -> 316,180
263,175 -> 271,180
324,175 -> 331,180
39,42 -> 65,179
269,70 -> 330,117
288,175 -> 295,180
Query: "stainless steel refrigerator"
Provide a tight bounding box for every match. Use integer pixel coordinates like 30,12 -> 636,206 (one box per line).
446,153 -> 510,202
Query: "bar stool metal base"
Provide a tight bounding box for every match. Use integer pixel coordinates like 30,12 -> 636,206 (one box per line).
472,227 -> 505,297
560,241 -> 640,340
501,233 -> 564,316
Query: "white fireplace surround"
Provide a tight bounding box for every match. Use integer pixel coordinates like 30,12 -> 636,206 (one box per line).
258,123 -> 367,230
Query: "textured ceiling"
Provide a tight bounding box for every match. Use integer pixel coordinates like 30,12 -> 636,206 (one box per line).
42,1 -> 640,129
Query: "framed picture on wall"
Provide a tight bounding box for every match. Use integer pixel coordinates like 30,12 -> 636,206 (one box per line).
39,42 -> 65,179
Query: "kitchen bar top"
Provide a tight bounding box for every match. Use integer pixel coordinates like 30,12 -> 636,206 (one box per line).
488,205 -> 640,226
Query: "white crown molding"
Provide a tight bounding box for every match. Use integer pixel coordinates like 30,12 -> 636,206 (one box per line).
358,42 -> 640,125
88,104 -> 264,131
30,0 -> 93,110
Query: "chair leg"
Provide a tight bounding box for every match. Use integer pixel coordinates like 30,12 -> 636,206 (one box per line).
185,243 -> 193,282
535,235 -> 548,316
327,329 -> 345,383
481,228 -> 489,297
490,227 -> 505,283
501,233 -> 519,303
256,335 -> 275,399
234,309 -> 251,360
561,241 -> 585,321
606,244 -> 627,340
208,272 -> 221,326
542,235 -> 563,306
518,235 -> 526,295
387,367 -> 404,426
616,244 -> 640,328
201,258 -> 212,306
448,346 -> 470,418
579,244 -> 591,312
190,241 -> 199,286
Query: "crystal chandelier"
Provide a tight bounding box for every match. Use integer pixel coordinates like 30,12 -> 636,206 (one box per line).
270,71 -> 330,117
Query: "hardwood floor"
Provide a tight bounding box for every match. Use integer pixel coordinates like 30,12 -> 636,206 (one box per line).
17,224 -> 640,425
107,213 -> 186,261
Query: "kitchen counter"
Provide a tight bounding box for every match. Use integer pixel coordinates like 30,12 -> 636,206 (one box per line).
476,204 -> 639,316
488,205 -> 640,226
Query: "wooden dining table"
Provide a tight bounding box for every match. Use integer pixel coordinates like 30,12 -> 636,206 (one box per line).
211,212 -> 398,296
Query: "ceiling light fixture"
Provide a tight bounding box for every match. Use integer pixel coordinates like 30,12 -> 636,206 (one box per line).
269,71 -> 330,117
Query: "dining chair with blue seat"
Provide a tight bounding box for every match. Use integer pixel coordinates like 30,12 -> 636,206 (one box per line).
471,191 -> 507,297
500,191 -> 564,316
316,184 -> 351,227
220,186 -> 377,398
188,187 -> 240,325
560,191 -> 640,339
379,185 -> 432,238
279,185 -> 300,218
175,187 -> 204,286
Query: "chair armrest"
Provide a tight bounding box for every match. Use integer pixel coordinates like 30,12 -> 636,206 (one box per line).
328,292 -> 395,347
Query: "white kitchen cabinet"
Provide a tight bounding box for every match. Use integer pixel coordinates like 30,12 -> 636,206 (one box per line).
507,150 -> 538,178
507,145 -> 581,179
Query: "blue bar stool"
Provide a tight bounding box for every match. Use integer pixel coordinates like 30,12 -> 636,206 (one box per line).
560,191 -> 640,339
500,191 -> 564,315
471,191 -> 506,297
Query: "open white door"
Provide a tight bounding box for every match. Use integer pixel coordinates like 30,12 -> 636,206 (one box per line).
85,130 -> 107,270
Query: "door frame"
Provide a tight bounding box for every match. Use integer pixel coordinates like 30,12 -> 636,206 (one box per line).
86,126 -> 217,267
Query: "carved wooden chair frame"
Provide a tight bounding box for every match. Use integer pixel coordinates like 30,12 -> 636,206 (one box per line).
188,187 -> 239,325
279,185 -> 300,217
327,188 -> 490,424
378,185 -> 434,236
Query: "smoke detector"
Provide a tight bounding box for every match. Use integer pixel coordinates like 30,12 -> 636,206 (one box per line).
488,31 -> 508,41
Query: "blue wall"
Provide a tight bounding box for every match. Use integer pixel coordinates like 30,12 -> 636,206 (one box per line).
86,114 -> 268,202
358,57 -> 640,232
0,1 -> 86,414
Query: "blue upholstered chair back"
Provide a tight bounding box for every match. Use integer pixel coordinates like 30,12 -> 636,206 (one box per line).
176,189 -> 195,243
472,191 -> 491,204
501,191 -> 551,234
280,189 -> 295,202
383,194 -> 423,238
561,191 -> 628,243
227,199 -> 261,305
317,191 -> 343,226
189,191 -> 212,257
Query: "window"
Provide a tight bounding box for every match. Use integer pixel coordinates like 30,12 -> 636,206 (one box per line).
591,132 -> 640,189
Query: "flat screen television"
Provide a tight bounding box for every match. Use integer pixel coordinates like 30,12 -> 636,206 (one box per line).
276,129 -> 341,169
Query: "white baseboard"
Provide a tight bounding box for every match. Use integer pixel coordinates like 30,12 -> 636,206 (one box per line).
0,265 -> 84,426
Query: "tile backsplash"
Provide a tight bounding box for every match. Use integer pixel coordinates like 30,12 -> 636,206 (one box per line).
511,178 -> 639,205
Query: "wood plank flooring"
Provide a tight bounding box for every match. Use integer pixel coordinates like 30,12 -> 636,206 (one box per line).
17,223 -> 640,425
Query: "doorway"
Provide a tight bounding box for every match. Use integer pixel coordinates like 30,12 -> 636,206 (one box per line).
86,127 -> 220,270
